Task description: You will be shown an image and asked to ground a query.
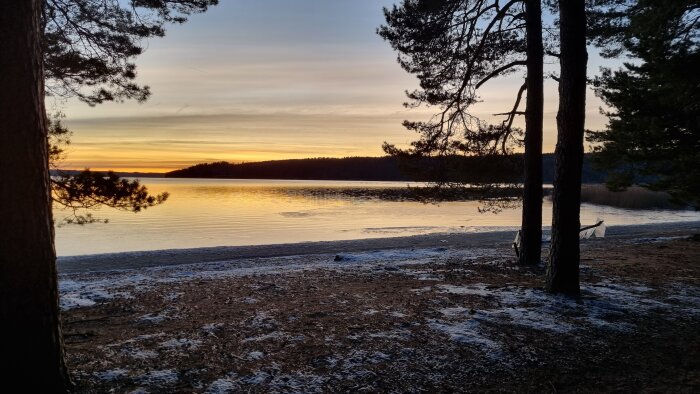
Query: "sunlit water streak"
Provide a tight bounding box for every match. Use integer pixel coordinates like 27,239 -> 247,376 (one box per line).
54,178 -> 700,256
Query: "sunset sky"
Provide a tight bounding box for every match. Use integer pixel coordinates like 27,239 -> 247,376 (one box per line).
55,0 -> 617,172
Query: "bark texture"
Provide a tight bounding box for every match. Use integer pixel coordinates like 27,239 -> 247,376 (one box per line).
519,0 -> 544,266
546,0 -> 588,296
0,0 -> 72,390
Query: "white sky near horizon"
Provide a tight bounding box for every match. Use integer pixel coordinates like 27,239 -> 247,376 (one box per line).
54,0 -> 618,172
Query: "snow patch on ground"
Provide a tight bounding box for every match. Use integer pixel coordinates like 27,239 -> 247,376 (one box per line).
61,295 -> 97,309
437,283 -> 492,296
59,274 -> 146,310
242,331 -> 286,343
58,247 -> 497,310
240,371 -> 269,385
247,351 -> 265,360
123,348 -> 159,360
247,311 -> 278,330
428,318 -> 503,357
159,338 -> 202,350
138,312 -> 169,324
136,369 -> 178,385
95,368 -> 129,381
201,322 -> 225,332
428,281 -> 700,354
366,328 -> 412,340
205,377 -> 238,394
60,279 -> 113,310
163,291 -> 183,302
136,333 -> 165,341
405,270 -> 443,281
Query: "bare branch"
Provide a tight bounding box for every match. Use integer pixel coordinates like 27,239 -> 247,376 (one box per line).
475,60 -> 527,89
493,111 -> 526,116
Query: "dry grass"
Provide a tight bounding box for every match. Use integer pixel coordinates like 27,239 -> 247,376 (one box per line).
580,184 -> 678,210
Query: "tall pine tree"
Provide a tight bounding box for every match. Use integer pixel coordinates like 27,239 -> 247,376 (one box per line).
588,0 -> 700,207
379,0 -> 546,265
0,1 -> 217,386
0,0 -> 72,389
546,0 -> 588,296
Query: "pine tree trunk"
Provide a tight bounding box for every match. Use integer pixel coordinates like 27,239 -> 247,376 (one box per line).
0,0 -> 72,390
546,0 -> 588,296
519,0 -> 544,266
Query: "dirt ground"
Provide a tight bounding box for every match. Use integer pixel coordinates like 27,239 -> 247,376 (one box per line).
61,233 -> 700,393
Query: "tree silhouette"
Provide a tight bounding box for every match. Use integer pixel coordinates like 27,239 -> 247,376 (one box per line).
0,1 -> 72,389
546,0 -> 697,295
41,1 -> 217,224
378,0 -> 546,264
379,0 -> 527,157
521,0 -> 545,266
0,1 -> 217,388
546,0 -> 588,296
47,113 -> 168,225
588,0 -> 700,208
43,0 -> 218,105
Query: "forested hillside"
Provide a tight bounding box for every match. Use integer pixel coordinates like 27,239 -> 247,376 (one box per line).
165,154 -> 608,183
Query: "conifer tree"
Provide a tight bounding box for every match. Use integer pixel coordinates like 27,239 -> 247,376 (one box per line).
379,0 -> 546,265
588,0 -> 700,208
0,1 -> 217,386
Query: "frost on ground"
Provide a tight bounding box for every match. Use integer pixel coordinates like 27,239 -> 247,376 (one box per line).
58,247 -> 480,311
428,280 -> 699,355
61,235 -> 700,393
159,337 -> 202,350
95,368 -> 129,382
204,377 -> 237,394
136,369 -> 179,386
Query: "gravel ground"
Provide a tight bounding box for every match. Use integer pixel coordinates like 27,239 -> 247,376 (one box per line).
60,222 -> 700,393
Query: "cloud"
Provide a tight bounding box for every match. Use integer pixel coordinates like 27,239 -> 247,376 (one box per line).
59,111 -> 428,171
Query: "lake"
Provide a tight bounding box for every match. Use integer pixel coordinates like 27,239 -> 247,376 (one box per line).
54,178 -> 700,256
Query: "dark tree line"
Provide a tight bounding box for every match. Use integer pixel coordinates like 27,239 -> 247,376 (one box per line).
166,154 -> 608,183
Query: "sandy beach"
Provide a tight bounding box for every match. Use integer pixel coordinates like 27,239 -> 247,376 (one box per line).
59,221 -> 700,392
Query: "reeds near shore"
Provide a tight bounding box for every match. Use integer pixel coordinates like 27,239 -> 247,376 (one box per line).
579,184 -> 679,210
283,183 -> 682,210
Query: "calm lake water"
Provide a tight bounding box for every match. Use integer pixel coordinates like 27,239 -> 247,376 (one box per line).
54,178 -> 700,256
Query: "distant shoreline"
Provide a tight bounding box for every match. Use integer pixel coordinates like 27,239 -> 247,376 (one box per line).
58,220 -> 700,274
51,169 -> 165,178
162,154 -> 610,184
